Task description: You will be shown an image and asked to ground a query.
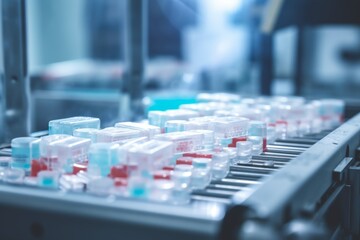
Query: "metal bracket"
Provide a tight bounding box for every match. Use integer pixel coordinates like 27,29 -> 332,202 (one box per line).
349,163 -> 360,236
333,157 -> 355,183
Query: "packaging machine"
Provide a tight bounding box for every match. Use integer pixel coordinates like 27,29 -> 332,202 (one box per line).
0,0 -> 359,239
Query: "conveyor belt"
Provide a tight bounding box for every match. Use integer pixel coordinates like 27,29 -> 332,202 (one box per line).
0,116 -> 359,240
190,130 -> 329,203
0,128 -> 331,207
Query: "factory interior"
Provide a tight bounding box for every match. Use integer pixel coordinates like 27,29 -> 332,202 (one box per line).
0,0 -> 360,239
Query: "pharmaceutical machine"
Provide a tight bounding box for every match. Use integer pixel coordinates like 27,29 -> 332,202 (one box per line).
0,1 -> 359,240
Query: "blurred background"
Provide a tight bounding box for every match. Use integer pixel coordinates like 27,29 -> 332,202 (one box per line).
5,0 -> 360,133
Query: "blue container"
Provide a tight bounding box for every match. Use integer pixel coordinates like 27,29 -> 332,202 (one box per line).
49,116 -> 100,135
11,137 -> 40,170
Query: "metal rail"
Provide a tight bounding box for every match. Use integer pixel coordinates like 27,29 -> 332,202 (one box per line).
220,113 -> 360,239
